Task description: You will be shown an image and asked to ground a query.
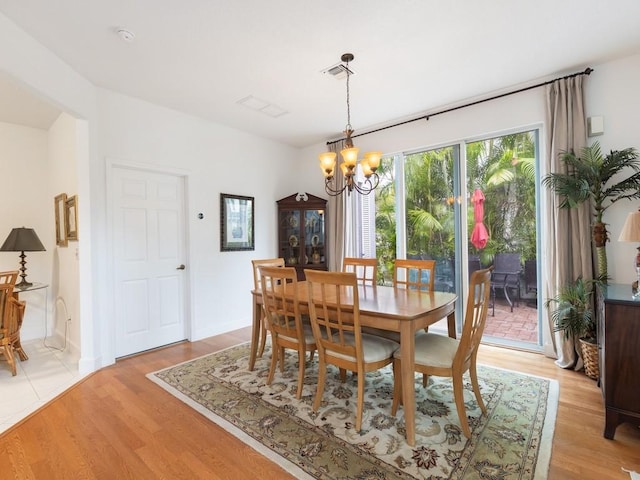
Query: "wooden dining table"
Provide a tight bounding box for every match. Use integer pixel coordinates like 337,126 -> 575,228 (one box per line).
250,282 -> 457,446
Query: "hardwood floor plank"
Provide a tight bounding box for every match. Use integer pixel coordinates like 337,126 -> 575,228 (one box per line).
1,327 -> 638,479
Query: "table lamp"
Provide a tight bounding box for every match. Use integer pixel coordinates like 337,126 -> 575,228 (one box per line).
0,227 -> 46,288
618,208 -> 640,296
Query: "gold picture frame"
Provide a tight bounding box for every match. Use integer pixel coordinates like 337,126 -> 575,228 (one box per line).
54,193 -> 68,247
65,195 -> 79,241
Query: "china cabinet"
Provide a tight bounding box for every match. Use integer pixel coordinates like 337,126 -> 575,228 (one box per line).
596,283 -> 640,439
276,193 -> 327,280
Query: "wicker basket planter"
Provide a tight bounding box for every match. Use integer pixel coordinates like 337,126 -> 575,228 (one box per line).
579,338 -> 599,380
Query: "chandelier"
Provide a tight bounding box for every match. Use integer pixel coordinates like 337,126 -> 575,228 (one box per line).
318,53 -> 381,196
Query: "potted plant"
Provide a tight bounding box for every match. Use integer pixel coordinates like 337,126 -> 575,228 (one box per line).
545,276 -> 599,379
542,142 -> 640,280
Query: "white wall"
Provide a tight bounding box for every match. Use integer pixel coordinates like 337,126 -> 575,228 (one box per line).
0,122 -> 51,342
48,112 -> 81,356
96,90 -> 299,363
585,53 -> 640,285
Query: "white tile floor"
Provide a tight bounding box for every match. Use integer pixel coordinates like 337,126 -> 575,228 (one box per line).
0,338 -> 84,434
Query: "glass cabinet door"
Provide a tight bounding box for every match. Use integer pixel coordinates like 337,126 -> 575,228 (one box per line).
279,210 -> 301,266
304,209 -> 325,266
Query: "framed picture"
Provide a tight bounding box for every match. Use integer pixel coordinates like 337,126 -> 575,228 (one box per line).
65,195 -> 79,241
54,193 -> 68,247
220,193 -> 254,251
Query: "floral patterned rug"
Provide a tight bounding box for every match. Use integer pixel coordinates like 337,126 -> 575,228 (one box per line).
148,342 -> 557,479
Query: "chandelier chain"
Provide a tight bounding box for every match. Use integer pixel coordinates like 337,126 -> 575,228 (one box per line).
345,58 -> 351,131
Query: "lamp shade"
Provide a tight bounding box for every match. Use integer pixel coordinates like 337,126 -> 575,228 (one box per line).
0,227 -> 46,252
618,210 -> 640,242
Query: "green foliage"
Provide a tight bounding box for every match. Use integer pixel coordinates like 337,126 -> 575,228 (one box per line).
541,142 -> 640,224
541,142 -> 640,279
545,277 -> 597,342
373,131 -> 538,283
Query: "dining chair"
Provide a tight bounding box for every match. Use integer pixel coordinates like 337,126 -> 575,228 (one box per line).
251,258 -> 285,358
342,257 -> 378,286
0,272 -> 25,376
260,265 -> 316,399
0,271 -> 18,286
304,269 -> 399,432
391,266 -> 493,438
393,258 -> 436,291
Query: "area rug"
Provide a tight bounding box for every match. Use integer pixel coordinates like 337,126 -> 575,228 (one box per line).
147,342 -> 557,479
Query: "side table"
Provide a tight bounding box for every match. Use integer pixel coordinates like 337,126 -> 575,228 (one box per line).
13,282 -> 49,361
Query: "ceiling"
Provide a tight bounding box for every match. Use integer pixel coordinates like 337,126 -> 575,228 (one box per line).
1,0 -> 640,148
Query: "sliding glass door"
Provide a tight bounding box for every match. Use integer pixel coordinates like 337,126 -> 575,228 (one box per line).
367,129 -> 541,349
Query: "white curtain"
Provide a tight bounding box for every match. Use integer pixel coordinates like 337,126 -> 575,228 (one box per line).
543,75 -> 593,368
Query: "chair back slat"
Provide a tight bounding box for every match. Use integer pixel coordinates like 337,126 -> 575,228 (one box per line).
393,259 -> 436,291
251,258 -> 285,290
305,270 -> 360,363
259,266 -> 301,340
342,258 -> 377,286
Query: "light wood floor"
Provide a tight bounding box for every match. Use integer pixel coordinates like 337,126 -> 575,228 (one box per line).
1,327 -> 638,479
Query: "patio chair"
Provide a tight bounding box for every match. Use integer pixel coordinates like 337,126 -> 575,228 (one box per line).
391,266 -> 493,438
490,253 -> 522,316
524,259 -> 537,296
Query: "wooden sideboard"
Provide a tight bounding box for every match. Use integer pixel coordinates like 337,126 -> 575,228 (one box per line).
597,283 -> 640,439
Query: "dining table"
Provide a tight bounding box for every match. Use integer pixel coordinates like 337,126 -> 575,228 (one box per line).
250,281 -> 457,446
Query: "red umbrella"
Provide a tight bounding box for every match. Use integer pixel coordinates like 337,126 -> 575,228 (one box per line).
470,189 -> 489,249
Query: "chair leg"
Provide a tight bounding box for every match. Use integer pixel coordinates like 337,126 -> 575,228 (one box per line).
422,373 -> 429,388
491,286 -> 496,316
296,347 -> 305,399
1,345 -> 17,376
313,358 -> 327,411
355,367 -> 365,432
452,375 -> 471,438
391,358 -> 402,416
469,362 -> 487,414
267,338 -> 279,385
257,316 -> 268,358
279,346 -> 286,372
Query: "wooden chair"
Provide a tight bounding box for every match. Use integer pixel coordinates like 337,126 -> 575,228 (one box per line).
391,266 -> 493,438
305,269 -> 399,431
393,259 -> 436,291
0,272 -> 25,376
251,258 -> 285,358
342,257 -> 378,286
0,271 -> 18,286
260,266 -> 316,399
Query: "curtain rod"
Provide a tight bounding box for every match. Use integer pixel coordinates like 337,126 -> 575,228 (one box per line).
326,67 -> 593,147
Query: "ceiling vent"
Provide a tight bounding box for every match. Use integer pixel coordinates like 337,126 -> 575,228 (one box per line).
322,62 -> 354,80
236,95 -> 288,118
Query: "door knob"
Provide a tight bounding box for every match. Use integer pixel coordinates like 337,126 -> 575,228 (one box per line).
176,264 -> 186,270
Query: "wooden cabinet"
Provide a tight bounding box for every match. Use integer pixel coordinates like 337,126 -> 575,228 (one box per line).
597,284 -> 640,439
277,193 -> 327,280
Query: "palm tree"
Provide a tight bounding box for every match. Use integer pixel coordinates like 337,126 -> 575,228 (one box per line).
542,142 -> 640,280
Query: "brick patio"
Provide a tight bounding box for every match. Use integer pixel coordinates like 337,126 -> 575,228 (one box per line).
484,297 -> 539,344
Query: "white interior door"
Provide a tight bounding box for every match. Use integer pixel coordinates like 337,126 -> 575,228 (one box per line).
112,166 -> 187,358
